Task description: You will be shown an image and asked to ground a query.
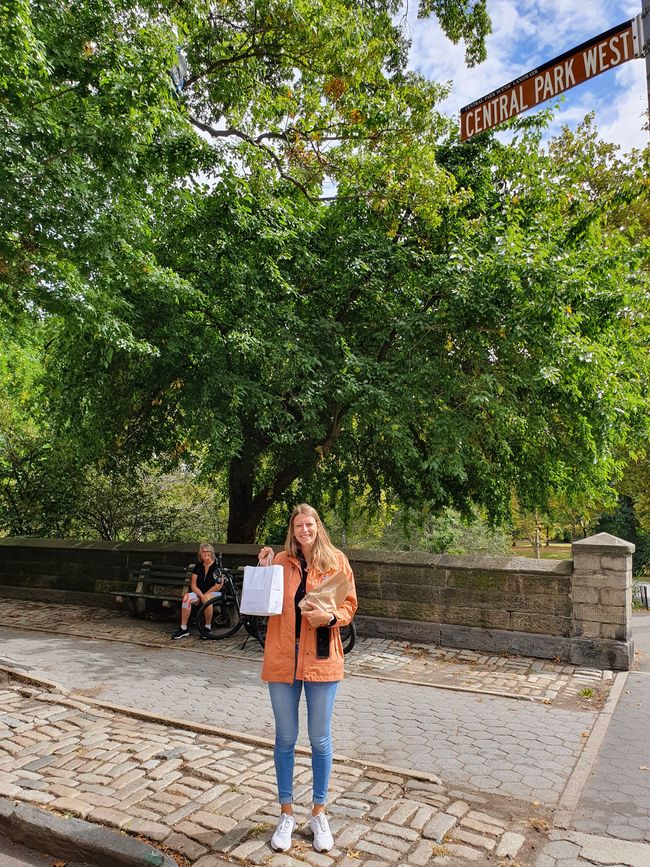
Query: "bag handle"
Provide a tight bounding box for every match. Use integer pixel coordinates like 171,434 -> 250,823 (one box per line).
257,551 -> 274,567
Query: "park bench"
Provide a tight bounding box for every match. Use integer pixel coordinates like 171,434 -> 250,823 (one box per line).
115,561 -> 194,617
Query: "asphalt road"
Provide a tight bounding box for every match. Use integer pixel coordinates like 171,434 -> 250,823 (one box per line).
0,835 -> 54,867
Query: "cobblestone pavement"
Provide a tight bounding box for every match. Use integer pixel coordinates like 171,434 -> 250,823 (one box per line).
0,677 -> 550,866
0,600 -> 614,707
0,625 -> 596,807
569,671 -> 650,844
536,828 -> 650,867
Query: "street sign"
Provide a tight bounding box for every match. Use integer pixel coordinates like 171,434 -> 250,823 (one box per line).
460,18 -> 644,141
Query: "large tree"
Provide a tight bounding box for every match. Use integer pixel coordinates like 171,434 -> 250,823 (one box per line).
46,124 -> 650,541
3,3 -> 648,543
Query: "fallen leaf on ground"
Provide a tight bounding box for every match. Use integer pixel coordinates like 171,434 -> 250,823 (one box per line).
527,817 -> 550,832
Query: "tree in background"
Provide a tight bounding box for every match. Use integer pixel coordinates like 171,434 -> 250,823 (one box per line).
47,119 -> 650,541
2,5 -> 648,544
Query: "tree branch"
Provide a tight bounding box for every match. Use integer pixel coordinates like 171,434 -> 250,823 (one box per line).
189,116 -> 322,203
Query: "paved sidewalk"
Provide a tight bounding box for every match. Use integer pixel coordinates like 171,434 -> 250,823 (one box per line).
0,676 -> 544,866
2,604 -> 650,865
0,625 -> 597,806
0,600 -> 614,707
570,671 -> 650,843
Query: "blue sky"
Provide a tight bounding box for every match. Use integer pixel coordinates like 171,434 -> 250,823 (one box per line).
407,0 -> 648,152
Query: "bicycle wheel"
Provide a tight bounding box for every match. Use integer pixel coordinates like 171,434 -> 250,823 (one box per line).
341,620 -> 356,654
253,618 -> 356,654
253,616 -> 267,650
197,586 -> 242,640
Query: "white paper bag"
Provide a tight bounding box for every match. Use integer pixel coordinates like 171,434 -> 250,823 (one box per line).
240,559 -> 284,615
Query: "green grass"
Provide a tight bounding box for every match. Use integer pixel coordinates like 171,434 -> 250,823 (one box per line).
511,544 -> 572,560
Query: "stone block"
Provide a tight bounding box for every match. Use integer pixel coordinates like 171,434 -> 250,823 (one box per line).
571,587 -> 599,605
600,622 -> 631,641
495,832 -> 526,858
437,623 -> 570,661
600,554 -> 633,573
571,552 -> 602,573
395,602 -> 439,622
445,842 -> 485,861
599,587 -> 631,607
572,620 -> 601,638
573,532 -> 634,555
446,570 -> 518,592
421,568 -> 448,588
570,637 -> 634,670
520,576 -> 570,597
438,606 -> 511,630
452,829 -> 495,850
422,812 -> 457,842
354,599 -> 392,619
573,604 -> 626,624
381,580 -> 436,604
510,613 -> 570,636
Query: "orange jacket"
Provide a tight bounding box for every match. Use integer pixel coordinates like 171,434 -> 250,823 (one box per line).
261,549 -> 357,684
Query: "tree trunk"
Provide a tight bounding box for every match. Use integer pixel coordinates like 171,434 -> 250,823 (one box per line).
226,407 -> 348,543
226,456 -> 259,543
226,455 -> 303,543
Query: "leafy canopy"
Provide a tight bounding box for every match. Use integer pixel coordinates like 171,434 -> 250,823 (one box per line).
2,2 -> 648,544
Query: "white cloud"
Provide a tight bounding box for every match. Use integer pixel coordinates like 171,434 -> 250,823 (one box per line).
406,0 -> 648,152
598,61 -> 648,152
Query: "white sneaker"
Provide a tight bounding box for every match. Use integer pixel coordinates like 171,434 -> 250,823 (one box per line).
271,813 -> 296,852
309,812 -> 333,852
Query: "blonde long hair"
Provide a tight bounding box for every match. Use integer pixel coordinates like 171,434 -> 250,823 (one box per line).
284,504 -> 341,575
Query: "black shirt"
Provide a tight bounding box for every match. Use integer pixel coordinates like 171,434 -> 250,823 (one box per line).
193,561 -> 219,594
294,556 -> 308,640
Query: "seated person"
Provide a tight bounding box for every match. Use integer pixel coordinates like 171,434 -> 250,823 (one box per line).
171,543 -> 224,639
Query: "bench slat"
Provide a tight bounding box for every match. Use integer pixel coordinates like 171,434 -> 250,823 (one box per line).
118,561 -> 199,616
128,576 -> 188,586
118,591 -> 183,600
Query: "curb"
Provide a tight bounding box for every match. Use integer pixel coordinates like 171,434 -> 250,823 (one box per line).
0,796 -> 178,867
554,669 -> 628,828
0,663 -> 70,695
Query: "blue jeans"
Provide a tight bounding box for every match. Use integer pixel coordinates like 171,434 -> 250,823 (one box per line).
268,678 -> 339,805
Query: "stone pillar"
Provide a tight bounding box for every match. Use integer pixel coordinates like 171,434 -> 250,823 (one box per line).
570,532 -> 635,670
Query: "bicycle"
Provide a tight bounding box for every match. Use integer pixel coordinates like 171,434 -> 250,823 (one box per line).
195,555 -> 356,653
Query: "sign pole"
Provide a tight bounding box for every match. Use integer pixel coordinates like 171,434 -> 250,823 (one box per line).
641,0 -> 650,125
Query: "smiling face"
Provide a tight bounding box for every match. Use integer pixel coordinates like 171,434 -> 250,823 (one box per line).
292,513 -> 318,553
199,546 -> 214,565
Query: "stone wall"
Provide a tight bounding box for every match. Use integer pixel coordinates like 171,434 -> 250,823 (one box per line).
0,532 -> 634,669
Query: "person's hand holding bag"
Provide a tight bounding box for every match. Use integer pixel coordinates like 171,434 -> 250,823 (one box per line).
299,570 -> 350,627
301,599 -> 333,628
240,548 -> 284,616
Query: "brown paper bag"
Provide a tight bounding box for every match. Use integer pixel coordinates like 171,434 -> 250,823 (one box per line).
298,570 -> 349,616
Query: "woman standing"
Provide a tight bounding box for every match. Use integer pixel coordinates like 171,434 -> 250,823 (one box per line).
258,504 -> 357,853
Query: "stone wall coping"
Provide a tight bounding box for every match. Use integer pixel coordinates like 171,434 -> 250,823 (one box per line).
0,537 -> 573,574
572,532 -> 635,556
